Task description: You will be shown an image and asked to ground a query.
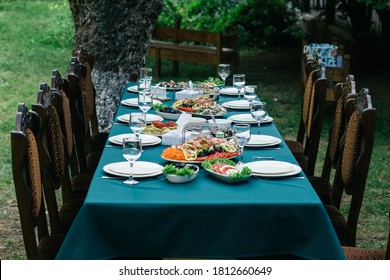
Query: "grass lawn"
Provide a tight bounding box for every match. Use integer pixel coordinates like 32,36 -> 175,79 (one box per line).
0,0 -> 389,259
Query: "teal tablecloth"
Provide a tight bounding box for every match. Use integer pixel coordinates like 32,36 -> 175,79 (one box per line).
56,84 -> 345,260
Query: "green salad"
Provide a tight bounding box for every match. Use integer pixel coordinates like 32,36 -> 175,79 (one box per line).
163,164 -> 195,176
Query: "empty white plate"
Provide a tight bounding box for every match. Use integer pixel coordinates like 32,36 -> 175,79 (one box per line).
103,161 -> 163,177
222,100 -> 250,110
245,161 -> 302,177
121,98 -> 162,107
246,135 -> 281,147
117,113 -> 163,123
108,133 -> 161,146
228,114 -> 273,124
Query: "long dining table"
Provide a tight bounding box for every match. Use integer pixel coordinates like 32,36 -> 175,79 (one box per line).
56,83 -> 346,260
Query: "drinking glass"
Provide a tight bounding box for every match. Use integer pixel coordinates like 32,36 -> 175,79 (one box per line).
233,123 -> 251,167
129,113 -> 146,139
138,92 -> 152,122
233,74 -> 245,99
218,64 -> 230,88
122,137 -> 142,185
244,85 -> 258,106
138,67 -> 152,93
250,101 -> 267,134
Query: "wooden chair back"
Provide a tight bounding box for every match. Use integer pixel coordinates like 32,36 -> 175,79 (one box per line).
32,83 -> 75,235
321,74 -> 356,180
330,88 -> 376,246
11,104 -> 63,259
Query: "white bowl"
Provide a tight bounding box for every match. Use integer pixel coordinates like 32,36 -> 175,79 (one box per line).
156,110 -> 182,120
207,118 -> 232,128
204,168 -> 251,184
165,164 -> 199,184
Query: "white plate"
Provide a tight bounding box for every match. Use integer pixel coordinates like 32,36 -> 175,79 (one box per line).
244,161 -> 302,177
222,100 -> 250,110
121,98 -> 162,107
117,113 -> 163,124
156,110 -> 182,120
228,114 -> 273,124
108,133 -> 161,146
127,85 -> 157,93
220,87 -> 239,96
245,135 -> 281,147
103,161 -> 163,177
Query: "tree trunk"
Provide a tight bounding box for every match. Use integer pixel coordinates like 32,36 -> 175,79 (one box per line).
68,0 -> 164,131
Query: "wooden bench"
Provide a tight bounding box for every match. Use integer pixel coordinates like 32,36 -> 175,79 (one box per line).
148,20 -> 239,77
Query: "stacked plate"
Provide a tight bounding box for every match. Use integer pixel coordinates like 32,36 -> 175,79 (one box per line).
228,114 -> 273,124
108,133 -> 161,146
245,135 -> 281,147
103,161 -> 164,178
127,85 -> 157,93
121,98 -> 162,107
245,161 -> 302,177
222,100 -> 250,110
117,113 -> 163,123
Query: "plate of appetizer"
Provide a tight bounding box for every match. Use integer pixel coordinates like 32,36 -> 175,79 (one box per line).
161,136 -> 239,163
201,158 -> 252,183
172,95 -> 227,117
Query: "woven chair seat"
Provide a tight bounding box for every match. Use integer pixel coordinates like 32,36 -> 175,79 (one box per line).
58,198 -> 84,233
38,235 -> 65,260
325,204 -> 347,244
285,140 -> 304,155
342,246 -> 386,260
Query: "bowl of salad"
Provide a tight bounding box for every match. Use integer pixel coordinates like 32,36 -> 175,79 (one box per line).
201,158 -> 252,183
163,163 -> 199,184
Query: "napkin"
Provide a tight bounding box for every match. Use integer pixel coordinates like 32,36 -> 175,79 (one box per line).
162,112 -> 193,146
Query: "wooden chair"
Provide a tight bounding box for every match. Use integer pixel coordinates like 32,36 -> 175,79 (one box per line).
285,61 -> 328,176
324,89 -> 377,246
11,104 -> 64,259
343,211 -> 389,260
67,57 -> 106,173
308,75 -> 356,203
32,83 -> 85,236
50,73 -> 95,196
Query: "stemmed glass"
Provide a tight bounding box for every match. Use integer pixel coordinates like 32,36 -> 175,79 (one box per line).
122,137 -> 142,185
233,74 -> 245,99
129,113 -> 146,139
138,92 -> 152,122
218,64 -> 230,88
233,123 -> 251,167
250,101 -> 267,134
138,67 -> 152,93
244,85 -> 258,107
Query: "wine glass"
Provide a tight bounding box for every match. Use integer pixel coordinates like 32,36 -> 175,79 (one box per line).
233,74 -> 245,99
138,92 -> 152,122
122,137 -> 142,185
250,101 -> 267,134
138,67 -> 152,93
129,112 -> 146,139
244,85 -> 258,107
218,64 -> 230,88
233,123 -> 251,167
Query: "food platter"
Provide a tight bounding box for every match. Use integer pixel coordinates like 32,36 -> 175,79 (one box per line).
161,154 -> 237,164
203,168 -> 251,183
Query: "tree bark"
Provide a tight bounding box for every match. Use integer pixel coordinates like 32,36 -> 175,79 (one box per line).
68,0 -> 164,131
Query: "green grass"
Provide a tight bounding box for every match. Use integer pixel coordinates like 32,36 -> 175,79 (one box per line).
1,0 -> 389,259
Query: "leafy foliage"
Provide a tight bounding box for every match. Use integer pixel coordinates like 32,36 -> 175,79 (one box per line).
157,0 -> 301,47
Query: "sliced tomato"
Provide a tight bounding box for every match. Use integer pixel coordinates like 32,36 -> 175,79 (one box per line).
152,120 -> 165,129
165,121 -> 177,127
220,165 -> 238,175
